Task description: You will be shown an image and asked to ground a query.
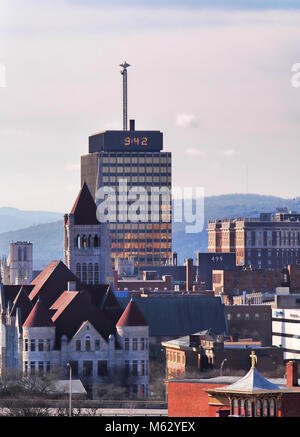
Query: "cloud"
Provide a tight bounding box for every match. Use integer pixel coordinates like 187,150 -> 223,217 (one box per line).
186,147 -> 206,156
221,149 -> 236,157
175,114 -> 198,128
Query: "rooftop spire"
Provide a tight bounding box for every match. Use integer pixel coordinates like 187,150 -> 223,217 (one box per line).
120,61 -> 130,131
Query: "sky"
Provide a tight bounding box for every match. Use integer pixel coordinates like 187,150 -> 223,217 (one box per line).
1,0 -> 300,212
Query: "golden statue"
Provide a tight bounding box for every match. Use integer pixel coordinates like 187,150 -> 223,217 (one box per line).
250,350 -> 257,369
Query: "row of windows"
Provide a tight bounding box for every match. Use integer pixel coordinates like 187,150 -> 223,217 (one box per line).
125,360 -> 148,377
101,156 -> 171,164
75,337 -> 101,352
109,223 -> 172,230
102,166 -> 171,173
227,313 -> 268,321
76,264 -> 99,284
167,350 -> 185,364
69,360 -> 108,377
74,235 -> 100,249
24,361 -> 50,374
124,337 -> 148,351
24,339 -> 51,352
231,397 -> 277,417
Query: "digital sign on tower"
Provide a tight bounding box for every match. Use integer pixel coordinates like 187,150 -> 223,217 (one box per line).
89,130 -> 163,153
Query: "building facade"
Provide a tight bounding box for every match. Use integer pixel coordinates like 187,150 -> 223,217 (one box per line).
80,120 -> 172,268
208,210 -> 300,269
1,242 -> 33,285
0,261 -> 150,398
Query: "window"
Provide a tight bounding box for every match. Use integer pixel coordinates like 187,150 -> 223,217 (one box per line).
140,338 -> 145,350
85,336 -> 91,351
69,361 -> 78,377
24,361 -> 28,374
245,313 -> 250,320
24,339 -> 28,351
95,339 -> 100,351
132,360 -> 138,376
255,313 -> 260,320
46,361 -> 50,373
140,360 -> 145,376
132,338 -> 138,350
38,339 -> 44,352
76,340 -> 81,351
82,361 -> 93,377
125,338 -> 130,350
45,339 -> 51,351
30,361 -> 35,375
38,361 -> 44,375
125,360 -> 130,376
30,339 -> 35,352
97,360 -> 108,377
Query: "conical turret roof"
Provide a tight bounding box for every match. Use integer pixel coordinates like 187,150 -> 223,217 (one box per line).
23,298 -> 54,328
116,299 -> 148,327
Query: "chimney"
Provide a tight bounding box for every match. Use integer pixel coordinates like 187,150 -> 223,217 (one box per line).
129,119 -> 135,131
286,361 -> 298,387
113,270 -> 119,291
186,258 -> 193,292
67,281 -> 76,291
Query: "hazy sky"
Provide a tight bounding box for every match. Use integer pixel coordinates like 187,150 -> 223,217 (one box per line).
1,0 -> 300,213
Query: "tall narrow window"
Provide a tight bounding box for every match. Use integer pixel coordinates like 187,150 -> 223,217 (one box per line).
85,336 -> 91,351
38,339 -> 44,352
30,339 -> 35,352
24,339 -> 28,351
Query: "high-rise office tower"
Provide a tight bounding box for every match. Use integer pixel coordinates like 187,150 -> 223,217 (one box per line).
81,62 -> 172,268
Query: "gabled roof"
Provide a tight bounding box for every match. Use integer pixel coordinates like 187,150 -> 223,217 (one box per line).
116,299 -> 148,327
80,285 -> 123,325
69,182 -> 99,225
10,286 -> 33,324
51,291 -> 116,343
29,261 -> 78,308
117,296 -> 227,337
23,299 -> 54,328
1,285 -> 34,310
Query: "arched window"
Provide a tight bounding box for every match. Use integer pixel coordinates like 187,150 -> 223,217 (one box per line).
88,263 -> 93,283
75,235 -> 81,248
94,263 -> 99,284
232,398 -> 239,416
88,235 -> 92,248
82,263 -> 87,283
263,399 -> 269,417
85,335 -> 91,351
269,398 -> 276,417
245,399 -> 252,417
256,399 -> 262,417
94,235 -> 100,248
82,235 -> 87,248
239,399 -> 245,417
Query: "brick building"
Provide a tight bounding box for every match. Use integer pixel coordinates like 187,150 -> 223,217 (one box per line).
167,359 -> 300,417
208,210 -> 300,269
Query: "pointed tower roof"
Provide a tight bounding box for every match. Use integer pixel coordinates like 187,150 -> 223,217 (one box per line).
69,182 -> 99,225
10,286 -> 33,324
23,299 -> 54,328
116,299 -> 148,327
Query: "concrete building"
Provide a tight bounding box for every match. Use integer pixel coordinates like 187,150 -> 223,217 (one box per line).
64,182 -> 112,285
0,261 -> 149,398
208,210 -> 300,269
80,119 -> 172,268
1,242 -> 33,285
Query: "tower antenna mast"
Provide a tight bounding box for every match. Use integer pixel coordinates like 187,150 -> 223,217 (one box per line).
120,61 -> 130,131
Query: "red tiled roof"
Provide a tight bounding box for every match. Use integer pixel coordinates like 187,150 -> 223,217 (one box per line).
116,299 -> 148,327
23,299 -> 54,328
69,182 -> 99,225
29,260 -> 78,307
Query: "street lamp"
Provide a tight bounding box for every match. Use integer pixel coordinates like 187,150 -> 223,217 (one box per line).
67,362 -> 72,417
220,358 -> 227,377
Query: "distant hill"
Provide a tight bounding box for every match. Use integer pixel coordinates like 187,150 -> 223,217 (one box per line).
0,194 -> 300,269
0,207 -> 62,233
